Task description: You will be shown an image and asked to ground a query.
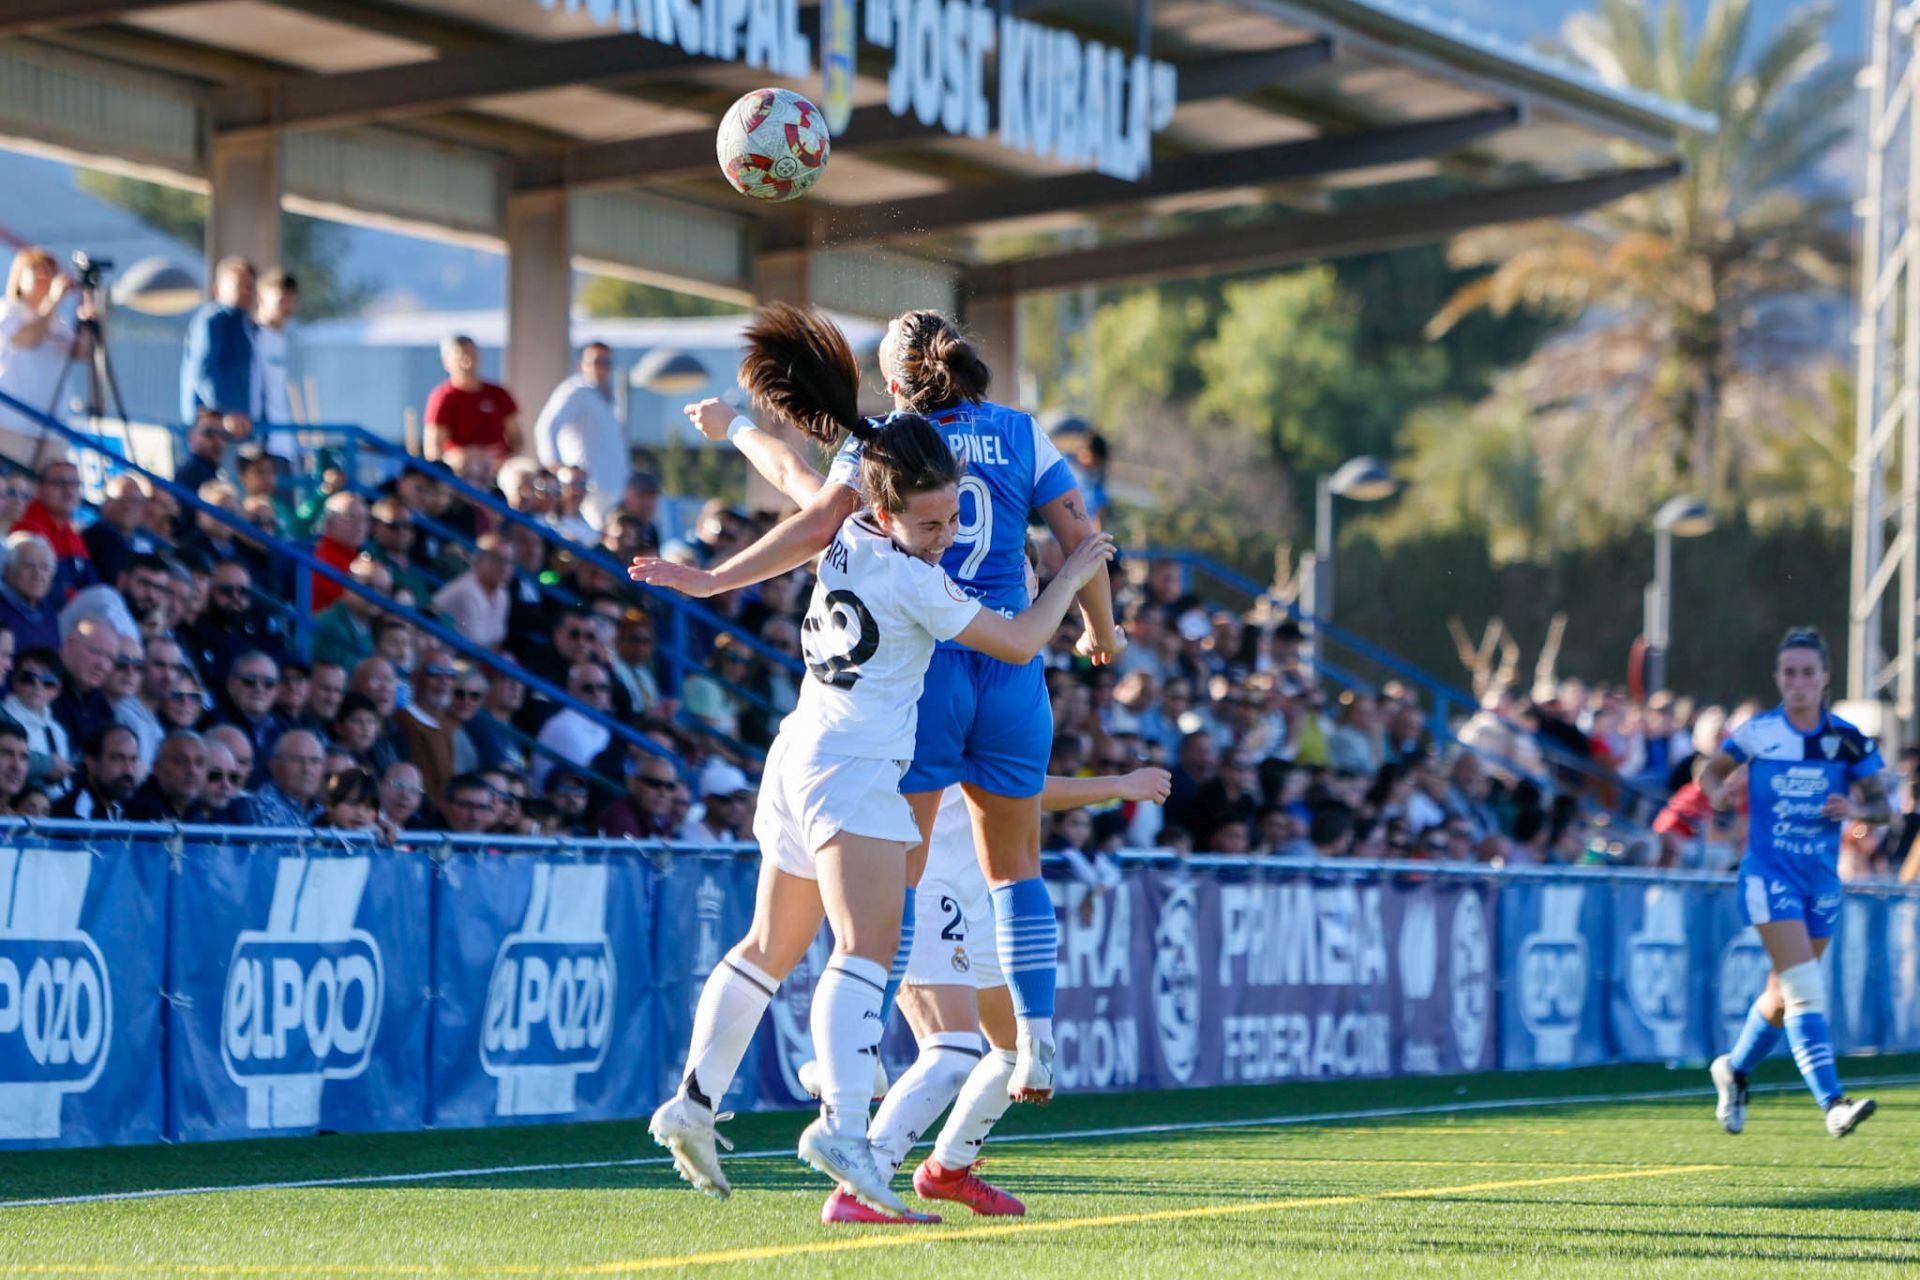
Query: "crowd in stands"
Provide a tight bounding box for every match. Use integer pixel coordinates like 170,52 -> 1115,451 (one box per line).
0,242 -> 1916,880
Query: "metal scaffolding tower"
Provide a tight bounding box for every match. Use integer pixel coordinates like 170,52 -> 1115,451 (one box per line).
1851,0 -> 1920,724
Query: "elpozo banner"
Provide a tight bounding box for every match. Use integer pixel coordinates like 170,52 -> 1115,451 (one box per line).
5,837 -> 1920,1150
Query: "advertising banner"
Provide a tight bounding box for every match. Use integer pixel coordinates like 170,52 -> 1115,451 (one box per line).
166,847 -> 431,1142
1499,879 -> 1612,1071
429,854 -> 655,1129
0,844 -> 166,1149
652,851 -> 764,1112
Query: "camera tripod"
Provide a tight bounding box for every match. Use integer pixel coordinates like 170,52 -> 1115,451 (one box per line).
40,265 -> 131,472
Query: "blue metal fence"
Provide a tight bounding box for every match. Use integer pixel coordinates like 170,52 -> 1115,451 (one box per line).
2,818 -> 1915,1150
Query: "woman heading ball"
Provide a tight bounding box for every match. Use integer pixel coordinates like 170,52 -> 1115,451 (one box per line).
635,305 -> 1120,1105
642,407 -> 1115,1219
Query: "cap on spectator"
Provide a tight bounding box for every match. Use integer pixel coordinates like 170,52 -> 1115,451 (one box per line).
1175,609 -> 1211,643
1046,414 -> 1093,440
628,471 -> 661,493
699,760 -> 754,799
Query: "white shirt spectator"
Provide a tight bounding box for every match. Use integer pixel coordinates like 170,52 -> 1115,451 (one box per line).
432,571 -> 510,650
532,707 -> 611,790
0,299 -> 73,441
59,584 -> 141,643
534,374 -> 627,527
3,692 -> 69,796
252,323 -> 301,466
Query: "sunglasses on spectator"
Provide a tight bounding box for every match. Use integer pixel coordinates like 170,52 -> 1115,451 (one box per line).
213,583 -> 249,596
576,681 -> 611,695
453,688 -> 485,701
14,670 -> 57,687
166,690 -> 201,703
637,776 -> 675,790
235,675 -> 278,689
448,797 -> 492,811
206,769 -> 244,784
113,656 -> 140,670
384,781 -> 425,797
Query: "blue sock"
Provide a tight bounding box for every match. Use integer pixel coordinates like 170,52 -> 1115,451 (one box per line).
1728,1002 -> 1785,1077
879,886 -> 915,1031
1786,1011 -> 1843,1109
991,878 -> 1057,1023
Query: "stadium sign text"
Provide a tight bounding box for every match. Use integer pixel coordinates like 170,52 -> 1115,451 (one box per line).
538,0 -> 1179,180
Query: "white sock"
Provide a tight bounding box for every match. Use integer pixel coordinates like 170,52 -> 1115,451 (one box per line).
812,953 -> 889,1135
868,1031 -> 983,1178
1020,1016 -> 1055,1046
682,955 -> 777,1109
931,1046 -> 1018,1170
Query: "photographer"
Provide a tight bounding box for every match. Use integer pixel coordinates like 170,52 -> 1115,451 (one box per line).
0,248 -> 90,468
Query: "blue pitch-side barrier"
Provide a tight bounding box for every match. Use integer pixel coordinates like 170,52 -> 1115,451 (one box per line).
5,828 -> 1920,1150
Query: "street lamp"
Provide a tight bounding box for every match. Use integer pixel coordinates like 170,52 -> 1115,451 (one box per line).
1302,455 -> 1398,641
630,348 -> 710,395
110,256 -> 202,316
1644,495 -> 1715,694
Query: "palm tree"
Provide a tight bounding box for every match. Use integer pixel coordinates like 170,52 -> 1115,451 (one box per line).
1427,0 -> 1854,500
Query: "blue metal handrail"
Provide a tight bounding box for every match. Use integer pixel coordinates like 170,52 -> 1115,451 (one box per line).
0,392 -> 677,768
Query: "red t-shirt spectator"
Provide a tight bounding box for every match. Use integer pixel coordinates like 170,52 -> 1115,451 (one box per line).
13,498 -> 94,599
425,381 -> 518,458
310,534 -> 357,613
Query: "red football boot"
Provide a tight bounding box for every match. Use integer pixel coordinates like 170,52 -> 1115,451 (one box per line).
912,1158 -> 1026,1216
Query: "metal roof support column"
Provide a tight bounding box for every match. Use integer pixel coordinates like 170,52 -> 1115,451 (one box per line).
207,129 -> 281,276
506,187 -> 572,451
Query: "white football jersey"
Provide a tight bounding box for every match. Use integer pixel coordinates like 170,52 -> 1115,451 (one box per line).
782,514 -> 982,762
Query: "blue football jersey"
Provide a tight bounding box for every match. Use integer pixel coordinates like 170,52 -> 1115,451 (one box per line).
1725,707 -> 1884,868
827,400 -> 1077,616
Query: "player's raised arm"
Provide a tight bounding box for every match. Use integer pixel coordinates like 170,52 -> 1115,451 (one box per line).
630,484 -> 857,598
1037,488 -> 1123,666
953,533 -> 1115,664
688,397 -> 827,508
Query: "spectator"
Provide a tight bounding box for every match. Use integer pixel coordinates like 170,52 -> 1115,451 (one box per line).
349,656 -> 400,723
311,555 -> 390,670
187,560 -> 284,688
298,660 -> 348,736
61,551 -> 167,645
251,269 -> 300,469
81,476 -> 156,586
1327,692 -> 1382,777
533,343 -> 625,525
272,658 -> 311,729
396,655 -> 457,804
53,618 -> 118,751
464,664 -> 526,772
0,718 -> 30,812
424,335 -> 519,462
1191,750 -> 1261,849
540,765 -> 592,836
483,766 -> 534,836
443,772 -> 500,835
160,671 -> 205,733
214,649 -> 286,782
179,255 -> 256,436
178,479 -> 248,569
1506,808 -> 1551,866
618,471 -> 663,552
200,739 -> 246,820
125,729 -> 209,822
237,446 -> 293,531
681,634 -> 748,741
1298,802 -> 1356,857
203,723 -> 254,791
127,635 -> 186,757
551,468 -> 597,544
379,761 -> 429,831
318,766 -> 384,834
310,492 -> 370,613
1164,730 -> 1220,834
13,461 -> 94,599
330,691 -> 395,774
443,665 -> 489,776
102,629 -> 159,769
532,661 -> 613,788
1048,418 -> 1108,528
0,472 -> 32,542
686,761 -> 753,844
431,534 -> 512,650
0,532 -> 60,652
0,248 -> 86,468
608,609 -> 663,717
0,628 -> 14,689
593,751 -> 681,839
363,497 -> 433,602
3,646 -> 70,795
176,415 -> 229,496
50,723 -> 141,820
241,729 -> 325,828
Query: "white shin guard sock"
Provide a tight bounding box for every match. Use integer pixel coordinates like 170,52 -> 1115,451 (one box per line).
683,955 -> 777,1108
931,1046 -> 1018,1170
868,1031 -> 983,1178
812,954 -> 889,1134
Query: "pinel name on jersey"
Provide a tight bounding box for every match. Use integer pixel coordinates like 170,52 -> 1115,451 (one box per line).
827,403 -> 1076,620
1725,708 -> 1883,863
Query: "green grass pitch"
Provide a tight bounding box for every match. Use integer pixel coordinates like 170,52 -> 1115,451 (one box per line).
1,1057 -> 1917,1278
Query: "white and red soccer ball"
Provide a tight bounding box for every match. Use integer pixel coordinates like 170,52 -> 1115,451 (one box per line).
716,87 -> 832,202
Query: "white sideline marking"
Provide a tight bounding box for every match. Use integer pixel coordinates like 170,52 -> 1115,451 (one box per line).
4,1072 -> 1914,1211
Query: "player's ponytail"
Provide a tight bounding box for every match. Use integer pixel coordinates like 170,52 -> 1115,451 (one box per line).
738,302 -> 863,446
858,413 -> 963,515
885,310 -> 991,412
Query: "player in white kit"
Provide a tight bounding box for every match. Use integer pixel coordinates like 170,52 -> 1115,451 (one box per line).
639,411 -> 1116,1220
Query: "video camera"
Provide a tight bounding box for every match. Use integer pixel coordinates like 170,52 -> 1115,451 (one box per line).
70,251 -> 113,291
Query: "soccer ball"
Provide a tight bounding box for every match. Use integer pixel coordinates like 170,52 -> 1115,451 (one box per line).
716,87 -> 831,202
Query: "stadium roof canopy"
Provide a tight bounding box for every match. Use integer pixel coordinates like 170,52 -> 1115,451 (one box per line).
0,0 -> 1710,394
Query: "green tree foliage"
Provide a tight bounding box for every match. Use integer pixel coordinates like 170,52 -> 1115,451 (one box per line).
1427,0 -> 1854,499
577,275 -> 746,318
75,170 -> 372,320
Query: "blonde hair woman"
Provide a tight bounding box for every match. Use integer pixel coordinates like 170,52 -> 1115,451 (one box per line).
0,247 -> 88,467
